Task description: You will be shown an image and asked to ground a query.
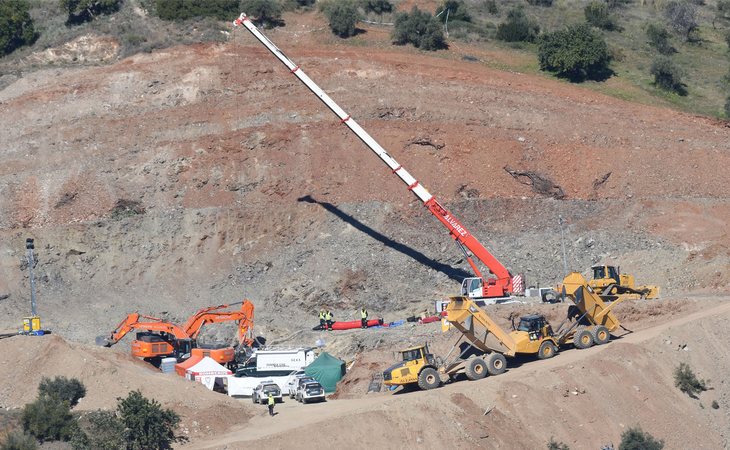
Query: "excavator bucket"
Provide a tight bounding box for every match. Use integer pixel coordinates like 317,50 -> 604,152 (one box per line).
95,335 -> 114,347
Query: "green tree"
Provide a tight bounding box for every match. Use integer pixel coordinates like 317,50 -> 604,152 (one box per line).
585,1 -> 617,30
155,0 -> 240,21
436,0 -> 471,23
714,0 -> 730,27
38,377 -> 86,408
362,0 -> 392,15
496,6 -> 539,42
71,410 -> 125,450
21,397 -> 77,443
59,0 -> 121,23
118,390 -> 181,450
527,0 -> 554,6
619,426 -> 664,450
673,362 -> 708,397
322,0 -> 359,37
650,56 -> 686,94
392,7 -> 447,50
0,0 -> 36,56
0,431 -> 38,450
646,23 -> 674,54
538,23 -> 612,81
240,0 -> 283,27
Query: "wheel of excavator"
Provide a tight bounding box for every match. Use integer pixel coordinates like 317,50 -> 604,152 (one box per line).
465,357 -> 488,380
486,353 -> 507,375
418,367 -> 441,390
537,341 -> 557,360
573,327 -> 594,349
592,325 -> 611,345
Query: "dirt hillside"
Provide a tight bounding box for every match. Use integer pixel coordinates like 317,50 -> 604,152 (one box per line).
0,7 -> 729,449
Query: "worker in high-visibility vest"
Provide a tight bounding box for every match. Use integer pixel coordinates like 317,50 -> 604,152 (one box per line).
267,392 -> 275,416
325,310 -> 333,331
318,309 -> 326,330
360,307 -> 368,329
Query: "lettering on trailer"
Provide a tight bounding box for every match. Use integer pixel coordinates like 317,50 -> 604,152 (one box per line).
444,214 -> 469,238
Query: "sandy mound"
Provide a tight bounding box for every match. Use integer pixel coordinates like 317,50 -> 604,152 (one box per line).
0,335 -> 251,440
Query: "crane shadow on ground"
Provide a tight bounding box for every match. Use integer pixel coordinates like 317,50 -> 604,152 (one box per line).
297,195 -> 472,283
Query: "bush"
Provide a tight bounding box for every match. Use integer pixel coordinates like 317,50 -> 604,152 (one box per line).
538,23 -> 612,81
21,397 -> 76,443
118,390 -> 181,450
155,0 -> 240,21
585,1 -> 617,30
712,400 -> 720,409
38,377 -> 86,408
437,0 -> 471,23
362,0 -> 392,15
527,0 -> 554,7
725,29 -> 730,49
619,426 -> 664,450
0,0 -> 36,56
392,7 -> 447,50
60,0 -> 122,24
725,96 -> 730,117
547,437 -> 570,450
0,431 -> 37,450
650,56 -> 686,94
240,0 -> 283,27
496,7 -> 539,42
485,0 -> 499,14
321,0 -> 359,37
71,410 -> 125,450
673,362 -> 708,396
665,1 -> 699,41
646,23 -> 674,54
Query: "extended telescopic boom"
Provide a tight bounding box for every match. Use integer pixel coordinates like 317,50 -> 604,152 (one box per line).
233,14 -> 514,297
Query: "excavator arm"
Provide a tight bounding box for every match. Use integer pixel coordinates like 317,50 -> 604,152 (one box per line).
96,313 -> 190,347
181,300 -> 255,347
232,14 -> 514,298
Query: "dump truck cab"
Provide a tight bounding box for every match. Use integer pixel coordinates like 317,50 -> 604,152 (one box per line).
509,314 -> 558,357
383,344 -> 441,390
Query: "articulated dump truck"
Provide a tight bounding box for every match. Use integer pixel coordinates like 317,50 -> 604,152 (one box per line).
384,273 -> 626,390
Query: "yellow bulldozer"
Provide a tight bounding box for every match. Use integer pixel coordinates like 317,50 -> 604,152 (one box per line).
383,273 -> 625,391
589,265 -> 660,300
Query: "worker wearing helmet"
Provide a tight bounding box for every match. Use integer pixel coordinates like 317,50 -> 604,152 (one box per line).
325,310 -> 333,331
268,392 -> 275,416
360,307 -> 368,329
318,309 -> 326,330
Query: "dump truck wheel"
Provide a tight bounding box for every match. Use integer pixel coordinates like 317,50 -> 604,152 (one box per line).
592,326 -> 610,345
486,353 -> 507,375
573,327 -> 593,349
465,358 -> 487,380
537,341 -> 556,360
418,367 -> 440,390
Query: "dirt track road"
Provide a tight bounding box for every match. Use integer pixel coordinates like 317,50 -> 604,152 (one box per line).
188,300 -> 730,449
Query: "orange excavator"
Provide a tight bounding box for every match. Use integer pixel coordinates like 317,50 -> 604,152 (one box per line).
97,300 -> 255,365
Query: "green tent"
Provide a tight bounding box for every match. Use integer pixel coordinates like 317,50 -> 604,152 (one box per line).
305,352 -> 346,393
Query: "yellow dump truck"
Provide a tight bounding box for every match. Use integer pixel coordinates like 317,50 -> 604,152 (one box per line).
383,273 -> 625,390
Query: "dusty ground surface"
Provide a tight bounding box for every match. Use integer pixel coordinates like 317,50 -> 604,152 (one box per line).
0,6 -> 729,449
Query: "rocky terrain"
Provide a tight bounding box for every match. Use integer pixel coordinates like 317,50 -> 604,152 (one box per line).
0,7 -> 728,449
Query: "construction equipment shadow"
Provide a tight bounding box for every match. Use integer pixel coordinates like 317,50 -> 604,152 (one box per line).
298,195 -> 472,282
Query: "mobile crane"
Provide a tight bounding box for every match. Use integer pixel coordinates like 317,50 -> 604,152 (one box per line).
232,14 -> 519,299
97,300 -> 255,366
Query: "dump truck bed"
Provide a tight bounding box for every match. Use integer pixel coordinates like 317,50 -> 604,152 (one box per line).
446,296 -> 517,357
